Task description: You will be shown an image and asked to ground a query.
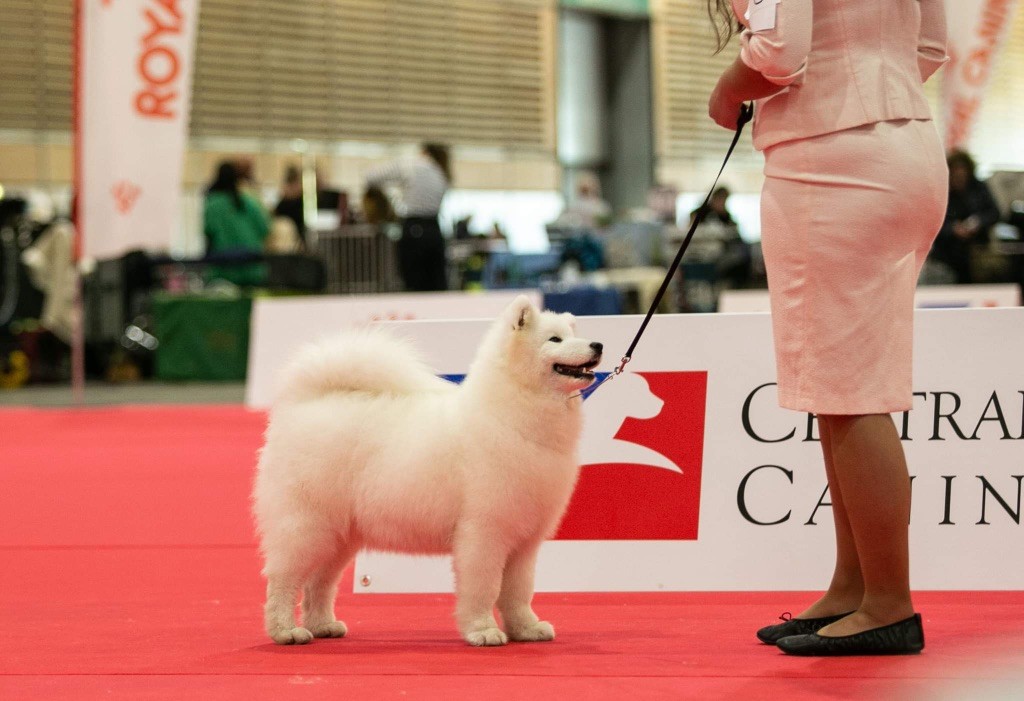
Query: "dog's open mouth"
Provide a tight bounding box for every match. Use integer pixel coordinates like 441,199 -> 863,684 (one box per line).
553,359 -> 599,380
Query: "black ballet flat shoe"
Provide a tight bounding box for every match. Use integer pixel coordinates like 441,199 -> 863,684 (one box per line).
776,613 -> 925,656
756,611 -> 854,644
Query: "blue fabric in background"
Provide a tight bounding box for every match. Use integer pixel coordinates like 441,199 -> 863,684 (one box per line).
544,286 -> 622,316
483,252 -> 562,289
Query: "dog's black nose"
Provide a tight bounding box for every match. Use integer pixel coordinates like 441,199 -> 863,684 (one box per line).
590,342 -> 604,354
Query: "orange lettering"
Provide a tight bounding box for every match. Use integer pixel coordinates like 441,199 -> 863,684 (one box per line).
135,89 -> 176,119
976,0 -> 1009,42
142,7 -> 181,46
138,45 -> 180,86
153,0 -> 182,20
963,47 -> 991,86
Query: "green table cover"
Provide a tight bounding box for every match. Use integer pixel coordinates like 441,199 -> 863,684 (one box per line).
153,293 -> 253,381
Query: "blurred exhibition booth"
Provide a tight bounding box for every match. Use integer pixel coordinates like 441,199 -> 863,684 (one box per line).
1,0 -> 1022,386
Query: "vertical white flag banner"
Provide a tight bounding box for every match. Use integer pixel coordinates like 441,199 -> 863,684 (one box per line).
75,0 -> 200,260
942,0 -> 1020,149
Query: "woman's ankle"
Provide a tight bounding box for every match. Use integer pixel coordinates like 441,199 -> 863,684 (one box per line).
798,590 -> 863,619
858,593 -> 915,624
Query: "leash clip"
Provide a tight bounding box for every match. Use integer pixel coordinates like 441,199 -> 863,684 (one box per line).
614,355 -> 631,376
571,355 -> 630,400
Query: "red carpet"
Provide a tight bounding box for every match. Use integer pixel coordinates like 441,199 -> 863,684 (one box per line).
1,406 -> 1022,699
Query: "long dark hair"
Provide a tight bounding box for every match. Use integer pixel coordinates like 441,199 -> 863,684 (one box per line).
947,149 -> 978,181
708,0 -> 737,53
422,142 -> 451,183
207,161 -> 243,210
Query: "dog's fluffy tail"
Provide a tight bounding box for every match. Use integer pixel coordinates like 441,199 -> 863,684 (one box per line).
276,329 -> 452,403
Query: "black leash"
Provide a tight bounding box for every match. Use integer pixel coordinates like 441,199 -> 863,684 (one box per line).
586,103 -> 754,397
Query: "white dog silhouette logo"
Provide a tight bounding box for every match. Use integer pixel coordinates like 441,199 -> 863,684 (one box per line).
579,372 -> 682,474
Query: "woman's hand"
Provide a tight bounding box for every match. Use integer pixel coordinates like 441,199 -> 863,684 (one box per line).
709,75 -> 745,130
710,56 -> 788,129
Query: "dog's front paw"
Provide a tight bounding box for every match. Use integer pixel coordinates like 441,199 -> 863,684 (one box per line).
309,621 -> 347,639
508,620 -> 555,642
465,627 -> 509,647
270,626 -> 314,645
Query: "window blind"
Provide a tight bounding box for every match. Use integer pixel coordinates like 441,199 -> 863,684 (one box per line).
0,0 -> 73,132
189,0 -> 551,150
0,0 -> 552,154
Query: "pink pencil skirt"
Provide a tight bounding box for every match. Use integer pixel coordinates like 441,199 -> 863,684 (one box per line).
760,118 -> 948,415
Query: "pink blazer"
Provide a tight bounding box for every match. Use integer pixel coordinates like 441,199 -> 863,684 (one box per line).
731,0 -> 948,150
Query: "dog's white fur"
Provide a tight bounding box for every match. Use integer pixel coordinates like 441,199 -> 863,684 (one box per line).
253,296 -> 601,646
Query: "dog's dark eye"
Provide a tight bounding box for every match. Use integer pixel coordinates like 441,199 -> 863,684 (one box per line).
548,336 -> 562,343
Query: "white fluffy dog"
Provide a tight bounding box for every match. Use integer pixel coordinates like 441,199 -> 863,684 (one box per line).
253,296 -> 603,646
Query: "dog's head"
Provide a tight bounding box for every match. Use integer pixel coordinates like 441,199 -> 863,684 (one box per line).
501,295 -> 603,395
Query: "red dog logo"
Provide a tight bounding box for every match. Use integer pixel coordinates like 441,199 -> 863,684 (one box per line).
555,371 -> 708,540
111,180 -> 142,215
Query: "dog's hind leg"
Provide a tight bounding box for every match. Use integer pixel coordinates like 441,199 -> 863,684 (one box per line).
452,529 -> 510,646
262,522 -> 334,645
301,540 -> 358,639
497,543 -> 554,642
264,575 -> 312,645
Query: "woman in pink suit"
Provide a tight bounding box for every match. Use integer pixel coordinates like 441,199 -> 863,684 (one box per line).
708,0 -> 948,655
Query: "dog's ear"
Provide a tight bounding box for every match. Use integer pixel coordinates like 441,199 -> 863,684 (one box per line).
507,295 -> 535,331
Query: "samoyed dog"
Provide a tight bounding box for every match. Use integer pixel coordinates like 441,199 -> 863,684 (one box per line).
253,296 -> 603,647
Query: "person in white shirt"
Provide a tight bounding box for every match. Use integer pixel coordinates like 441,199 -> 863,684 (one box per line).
365,143 -> 451,291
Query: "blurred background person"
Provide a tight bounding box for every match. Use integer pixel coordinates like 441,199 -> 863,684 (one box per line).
235,156 -> 258,194
20,205 -> 75,346
689,186 -> 751,289
365,143 -> 451,292
362,185 -> 398,226
689,185 -> 736,229
273,164 -> 306,247
555,171 -> 612,230
645,183 -> 679,225
929,150 -> 1002,284
204,161 -> 270,285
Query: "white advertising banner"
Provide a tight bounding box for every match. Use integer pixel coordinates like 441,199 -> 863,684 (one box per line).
76,0 -> 199,259
942,0 -> 1020,149
354,309 -> 1024,592
246,290 -> 544,408
719,284 -> 1022,313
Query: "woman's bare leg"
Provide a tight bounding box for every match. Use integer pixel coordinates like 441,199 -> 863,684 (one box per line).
814,414 -> 915,636
795,418 -> 864,619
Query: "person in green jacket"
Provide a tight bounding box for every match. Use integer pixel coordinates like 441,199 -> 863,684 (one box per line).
204,161 -> 269,286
